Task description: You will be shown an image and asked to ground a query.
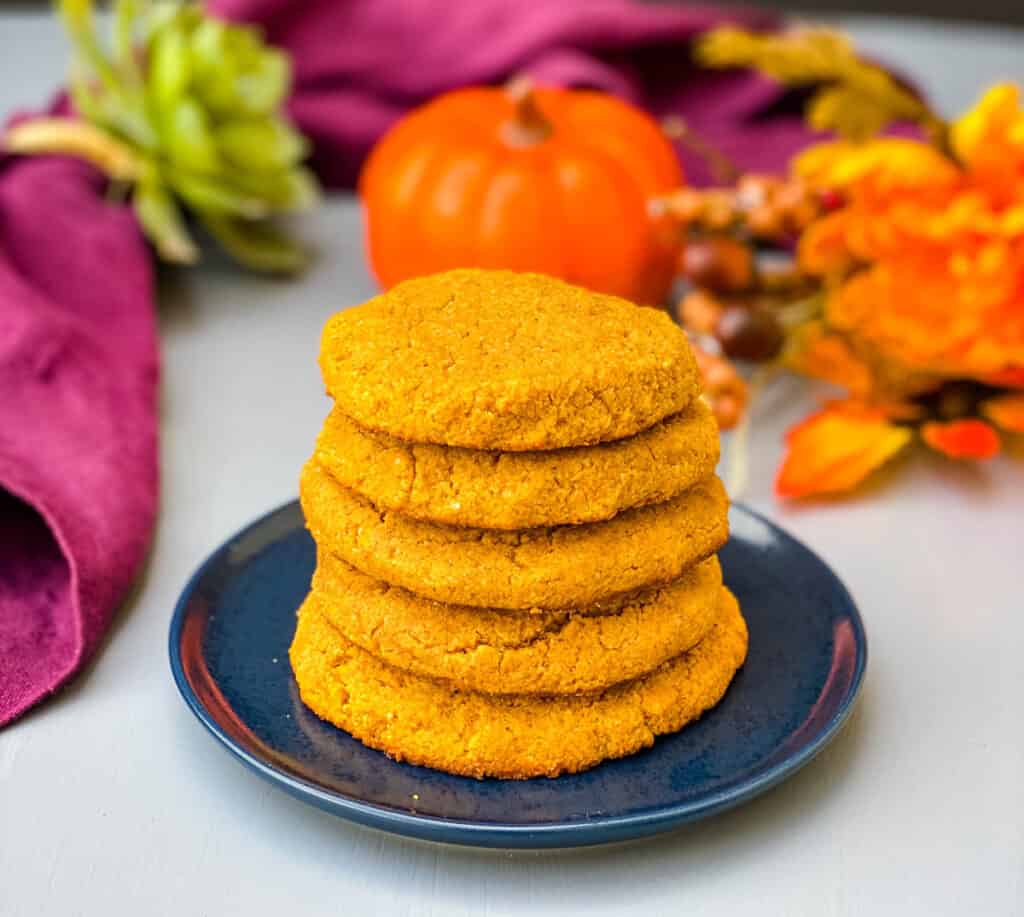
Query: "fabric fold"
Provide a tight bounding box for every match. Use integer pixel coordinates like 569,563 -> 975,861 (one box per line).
0,156 -> 159,726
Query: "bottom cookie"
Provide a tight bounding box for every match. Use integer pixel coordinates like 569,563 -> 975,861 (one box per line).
289,587 -> 748,779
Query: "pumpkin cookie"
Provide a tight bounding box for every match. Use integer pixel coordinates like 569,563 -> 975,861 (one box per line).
312,551 -> 723,695
301,459 -> 729,610
314,400 -> 719,530
319,269 -> 700,451
289,587 -> 748,779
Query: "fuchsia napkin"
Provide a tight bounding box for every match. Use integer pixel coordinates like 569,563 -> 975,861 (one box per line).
1,0 -> 815,727
0,157 -> 158,726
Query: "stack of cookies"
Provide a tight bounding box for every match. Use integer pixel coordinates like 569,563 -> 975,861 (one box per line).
290,269 -> 748,779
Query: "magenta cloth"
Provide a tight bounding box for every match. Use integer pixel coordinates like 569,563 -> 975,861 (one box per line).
210,0 -> 817,188
1,0 -> 817,727
0,155 -> 159,726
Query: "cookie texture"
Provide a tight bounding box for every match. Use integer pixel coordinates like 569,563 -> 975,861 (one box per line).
312,551 -> 723,695
318,269 -> 700,451
290,587 -> 748,779
314,400 -> 719,530
301,459 -> 729,610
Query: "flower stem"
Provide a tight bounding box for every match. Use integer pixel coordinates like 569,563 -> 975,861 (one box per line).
662,115 -> 739,184
725,365 -> 777,499
3,118 -> 145,180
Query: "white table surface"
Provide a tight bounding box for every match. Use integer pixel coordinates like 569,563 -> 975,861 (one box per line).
2,11 -> 1023,916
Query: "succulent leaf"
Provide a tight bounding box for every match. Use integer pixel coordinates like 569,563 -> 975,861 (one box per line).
168,169 -> 269,218
133,180 -> 199,263
148,23 -> 191,110
25,0 -> 317,272
201,214 -> 309,273
215,117 -> 307,171
160,96 -> 220,173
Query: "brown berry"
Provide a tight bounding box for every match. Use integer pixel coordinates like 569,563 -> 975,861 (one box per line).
759,264 -> 807,294
693,346 -> 749,431
715,305 -> 784,361
746,204 -> 787,240
661,188 -> 706,224
774,178 -> 809,209
772,180 -> 817,233
680,237 -> 754,292
713,394 -> 744,431
784,198 -> 822,234
676,289 -> 724,334
736,174 -> 782,211
702,190 -> 738,231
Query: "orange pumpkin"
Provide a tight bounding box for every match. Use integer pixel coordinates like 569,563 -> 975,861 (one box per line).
359,80 -> 684,305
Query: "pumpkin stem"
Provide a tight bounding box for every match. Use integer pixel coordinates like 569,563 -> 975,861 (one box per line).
502,77 -> 553,147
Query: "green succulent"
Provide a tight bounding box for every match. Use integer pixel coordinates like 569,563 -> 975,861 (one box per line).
5,0 -> 318,272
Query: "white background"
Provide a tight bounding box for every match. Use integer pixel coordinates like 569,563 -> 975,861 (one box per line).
1,12 -> 1023,916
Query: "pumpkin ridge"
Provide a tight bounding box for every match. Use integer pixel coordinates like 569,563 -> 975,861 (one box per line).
556,140 -> 651,299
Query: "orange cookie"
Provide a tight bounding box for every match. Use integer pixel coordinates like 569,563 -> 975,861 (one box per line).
313,400 -> 719,530
312,551 -> 723,695
319,269 -> 700,451
301,458 -> 729,610
290,588 -> 748,779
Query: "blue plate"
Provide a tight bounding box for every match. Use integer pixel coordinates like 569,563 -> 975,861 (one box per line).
170,500 -> 865,849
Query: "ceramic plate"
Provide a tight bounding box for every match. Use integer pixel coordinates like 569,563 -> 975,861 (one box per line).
170,500 -> 866,849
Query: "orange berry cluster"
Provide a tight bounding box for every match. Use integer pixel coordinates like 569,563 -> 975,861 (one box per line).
693,345 -> 749,431
658,174 -> 836,240
657,174 -> 841,430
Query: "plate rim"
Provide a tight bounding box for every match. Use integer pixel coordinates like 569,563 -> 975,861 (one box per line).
169,499 -> 867,849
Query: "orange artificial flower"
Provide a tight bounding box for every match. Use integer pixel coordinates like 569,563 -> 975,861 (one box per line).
795,138 -> 960,197
983,367 -> 1024,388
785,322 -> 874,395
920,419 -> 1001,460
775,401 -> 913,498
694,33 -> 1024,500
950,83 -> 1024,205
785,320 -> 938,401
797,210 -> 856,276
824,258 -> 1024,377
794,85 -> 1024,381
981,392 -> 1024,432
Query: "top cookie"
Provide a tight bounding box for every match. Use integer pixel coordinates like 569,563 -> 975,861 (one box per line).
319,269 -> 700,450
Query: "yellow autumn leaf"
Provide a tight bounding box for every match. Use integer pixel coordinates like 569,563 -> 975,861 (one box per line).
697,26 -> 942,141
